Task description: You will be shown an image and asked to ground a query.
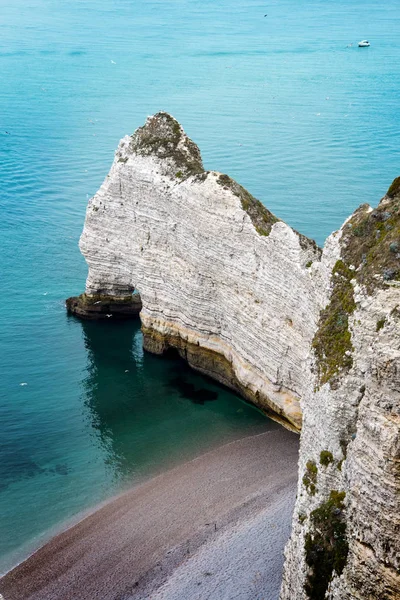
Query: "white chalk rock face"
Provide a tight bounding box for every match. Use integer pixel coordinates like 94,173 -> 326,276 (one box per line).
76,113 -> 399,598
281,192 -> 400,600
79,112 -> 321,430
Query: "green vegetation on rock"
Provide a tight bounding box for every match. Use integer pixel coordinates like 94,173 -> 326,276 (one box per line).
216,173 -> 279,236
303,460 -> 318,496
339,178 -> 400,292
387,176 -> 400,199
312,177 -> 400,387
304,491 -> 348,600
130,112 -> 204,178
319,450 -> 334,466
312,260 -> 355,387
376,317 -> 386,331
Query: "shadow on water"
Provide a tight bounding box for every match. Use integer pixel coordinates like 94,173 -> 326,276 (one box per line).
166,375 -> 218,404
79,318 -> 271,485
161,348 -> 219,404
0,448 -> 71,494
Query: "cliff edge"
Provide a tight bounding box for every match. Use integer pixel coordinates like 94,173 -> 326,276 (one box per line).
67,113 -> 399,598
281,184 -> 400,600
70,112 -> 322,431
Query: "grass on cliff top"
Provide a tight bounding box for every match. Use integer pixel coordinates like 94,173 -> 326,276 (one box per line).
217,173 -> 279,236
387,176 -> 400,198
340,177 -> 400,293
130,112 -> 204,178
216,173 -> 321,253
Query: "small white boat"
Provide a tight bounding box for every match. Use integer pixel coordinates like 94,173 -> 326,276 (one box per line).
358,40 -> 370,47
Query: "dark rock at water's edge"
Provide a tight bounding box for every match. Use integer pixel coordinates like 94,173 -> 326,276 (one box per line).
66,293 -> 142,320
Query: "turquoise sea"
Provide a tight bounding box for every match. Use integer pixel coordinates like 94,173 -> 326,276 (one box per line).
1,0 -> 399,574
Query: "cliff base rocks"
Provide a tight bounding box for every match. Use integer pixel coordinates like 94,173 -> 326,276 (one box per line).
66,293 -> 142,320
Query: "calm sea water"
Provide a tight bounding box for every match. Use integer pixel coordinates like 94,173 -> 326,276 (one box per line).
1,0 -> 399,573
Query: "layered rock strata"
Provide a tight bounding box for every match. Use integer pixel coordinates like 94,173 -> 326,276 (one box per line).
70,113 -> 399,598
281,184 -> 400,600
66,293 -> 142,319
74,112 -> 322,431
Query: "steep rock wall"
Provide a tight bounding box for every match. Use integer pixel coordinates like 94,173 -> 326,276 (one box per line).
71,113 -> 399,598
76,112 -> 322,431
281,190 -> 400,599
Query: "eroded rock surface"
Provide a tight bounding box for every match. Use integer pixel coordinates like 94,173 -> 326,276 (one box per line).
281,188 -> 400,600
75,112 -> 322,431
66,293 -> 142,319
70,113 -> 399,599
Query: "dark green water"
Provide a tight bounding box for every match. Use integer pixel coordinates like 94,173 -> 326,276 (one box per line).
77,319 -> 271,480
0,315 -> 271,573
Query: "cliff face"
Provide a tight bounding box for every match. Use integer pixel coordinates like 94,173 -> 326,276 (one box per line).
71,113 -> 399,598
281,190 -> 400,599
77,112 -> 321,431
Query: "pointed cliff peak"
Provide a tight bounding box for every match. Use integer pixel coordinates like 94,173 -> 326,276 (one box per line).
130,112 -> 204,178
336,176 -> 400,293
386,175 -> 400,199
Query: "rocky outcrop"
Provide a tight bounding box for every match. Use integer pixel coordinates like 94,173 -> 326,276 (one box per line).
74,112 -> 321,432
66,293 -> 142,319
70,112 -> 399,598
281,188 -> 400,600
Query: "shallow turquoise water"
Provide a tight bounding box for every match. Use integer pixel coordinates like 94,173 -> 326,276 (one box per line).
1,0 -> 399,573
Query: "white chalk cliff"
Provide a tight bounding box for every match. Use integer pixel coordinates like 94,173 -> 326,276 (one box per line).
281,195 -> 400,600
72,113 -> 400,598
78,112 -> 321,431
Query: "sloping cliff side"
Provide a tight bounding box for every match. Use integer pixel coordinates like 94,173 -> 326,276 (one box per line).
71,112 -> 322,431
281,184 -> 400,599
68,113 -> 399,598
